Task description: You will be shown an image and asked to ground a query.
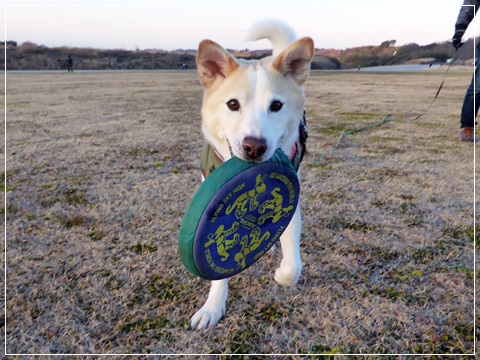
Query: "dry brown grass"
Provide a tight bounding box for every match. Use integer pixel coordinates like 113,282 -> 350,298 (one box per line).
3,69 -> 477,357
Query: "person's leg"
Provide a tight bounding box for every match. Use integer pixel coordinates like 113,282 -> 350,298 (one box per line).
460,69 -> 479,128
460,43 -> 480,129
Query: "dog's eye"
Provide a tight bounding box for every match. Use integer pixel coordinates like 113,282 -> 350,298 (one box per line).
270,100 -> 283,112
227,99 -> 240,111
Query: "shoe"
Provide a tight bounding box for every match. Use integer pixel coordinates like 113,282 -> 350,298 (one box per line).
460,127 -> 477,142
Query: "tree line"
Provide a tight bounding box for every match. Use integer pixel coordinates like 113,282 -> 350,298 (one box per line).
1,38 -> 474,71
2,42 -> 197,71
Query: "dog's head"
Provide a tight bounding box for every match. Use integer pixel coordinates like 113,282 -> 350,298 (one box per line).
197,21 -> 314,163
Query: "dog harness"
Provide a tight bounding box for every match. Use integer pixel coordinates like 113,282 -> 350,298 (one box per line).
201,111 -> 307,178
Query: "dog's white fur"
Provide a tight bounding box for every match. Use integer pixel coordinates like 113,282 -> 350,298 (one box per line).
191,19 -> 314,329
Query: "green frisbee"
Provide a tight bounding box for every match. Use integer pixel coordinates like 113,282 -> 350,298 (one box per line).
178,148 -> 300,280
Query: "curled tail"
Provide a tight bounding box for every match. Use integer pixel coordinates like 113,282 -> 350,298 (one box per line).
245,19 -> 297,58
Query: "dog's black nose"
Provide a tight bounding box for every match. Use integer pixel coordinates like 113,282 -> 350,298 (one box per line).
242,137 -> 267,160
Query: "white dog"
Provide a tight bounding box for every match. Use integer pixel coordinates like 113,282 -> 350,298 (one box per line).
191,19 -> 314,329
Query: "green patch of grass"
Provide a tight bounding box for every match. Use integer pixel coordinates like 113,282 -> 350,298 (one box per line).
325,216 -> 378,232
405,214 -> 425,227
2,170 -> 18,192
411,240 -> 459,264
373,145 -> 406,155
105,275 -> 125,291
425,148 -> 446,155
454,322 -> 475,342
306,163 -> 332,171
319,124 -> 349,136
338,111 -> 380,121
397,202 -> 413,214
60,214 -> 87,228
415,323 -> 475,354
442,224 -> 478,245
60,187 -> 87,205
417,122 -> 440,130
301,344 -> 345,357
89,230 -> 104,241
258,303 -> 289,325
5,203 -> 20,220
228,326 -> 261,355
452,266 -> 474,280
126,242 -> 158,254
21,213 -> 37,221
118,316 -> 172,339
371,168 -> 409,178
371,136 -> 403,142
147,275 -> 186,300
415,158 -> 442,165
369,285 -> 405,301
316,191 -> 342,205
305,163 -> 332,179
389,268 -> 424,283
395,201 -> 425,227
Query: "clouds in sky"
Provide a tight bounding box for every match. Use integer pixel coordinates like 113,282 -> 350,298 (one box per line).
3,1 -> 475,50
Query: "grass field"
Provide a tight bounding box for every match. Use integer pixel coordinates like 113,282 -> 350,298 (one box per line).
3,69 -> 478,357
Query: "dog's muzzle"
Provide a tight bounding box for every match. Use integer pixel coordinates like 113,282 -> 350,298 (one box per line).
242,136 -> 268,161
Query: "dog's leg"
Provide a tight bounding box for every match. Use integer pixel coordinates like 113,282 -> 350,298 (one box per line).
191,279 -> 228,329
275,204 -> 302,286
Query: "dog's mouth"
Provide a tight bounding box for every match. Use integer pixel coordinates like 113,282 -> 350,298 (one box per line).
231,148 -> 266,163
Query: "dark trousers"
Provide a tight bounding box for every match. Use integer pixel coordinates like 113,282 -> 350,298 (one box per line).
460,41 -> 480,128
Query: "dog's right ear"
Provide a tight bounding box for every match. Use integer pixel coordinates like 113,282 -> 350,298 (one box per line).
197,40 -> 239,88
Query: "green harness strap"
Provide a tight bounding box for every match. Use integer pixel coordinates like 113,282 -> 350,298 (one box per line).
201,143 -> 224,179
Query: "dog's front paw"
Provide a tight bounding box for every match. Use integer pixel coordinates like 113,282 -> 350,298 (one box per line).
190,302 -> 225,329
274,262 -> 302,286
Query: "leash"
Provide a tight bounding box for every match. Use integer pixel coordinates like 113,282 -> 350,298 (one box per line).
312,114 -> 393,163
412,53 -> 458,121
312,50 -> 459,163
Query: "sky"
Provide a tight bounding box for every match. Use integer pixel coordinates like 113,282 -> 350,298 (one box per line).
2,0 -> 478,51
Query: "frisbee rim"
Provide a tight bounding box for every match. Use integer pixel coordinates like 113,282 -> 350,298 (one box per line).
178,149 -> 298,280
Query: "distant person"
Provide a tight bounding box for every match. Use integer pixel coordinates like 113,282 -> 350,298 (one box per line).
452,0 -> 479,141
66,55 -> 73,73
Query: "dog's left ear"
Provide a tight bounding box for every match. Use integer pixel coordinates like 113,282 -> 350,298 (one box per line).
197,40 -> 240,88
272,37 -> 314,85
